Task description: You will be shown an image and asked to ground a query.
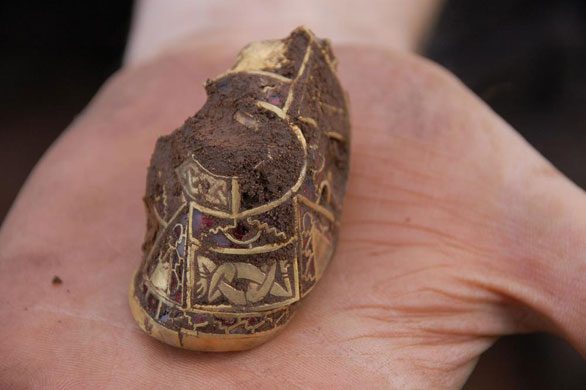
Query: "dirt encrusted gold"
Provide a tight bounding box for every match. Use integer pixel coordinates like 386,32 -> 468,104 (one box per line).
129,26 -> 351,351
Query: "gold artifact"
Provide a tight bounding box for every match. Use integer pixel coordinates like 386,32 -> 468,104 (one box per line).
129,26 -> 351,351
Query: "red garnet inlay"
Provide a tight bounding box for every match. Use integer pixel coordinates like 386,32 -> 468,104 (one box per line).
170,273 -> 178,292
232,222 -> 249,240
192,314 -> 208,324
246,317 -> 259,326
201,215 -> 214,229
192,211 -> 215,236
268,95 -> 281,106
147,294 -> 158,313
220,317 -> 236,326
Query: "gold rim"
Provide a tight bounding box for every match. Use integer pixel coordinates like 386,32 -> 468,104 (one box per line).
128,275 -> 289,352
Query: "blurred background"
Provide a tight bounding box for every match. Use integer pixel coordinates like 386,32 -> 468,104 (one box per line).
1,0 -> 585,388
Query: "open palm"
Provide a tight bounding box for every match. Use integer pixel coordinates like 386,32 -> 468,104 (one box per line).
1,46 -> 583,389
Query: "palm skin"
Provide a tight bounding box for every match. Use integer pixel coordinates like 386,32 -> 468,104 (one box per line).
0,46 -> 581,389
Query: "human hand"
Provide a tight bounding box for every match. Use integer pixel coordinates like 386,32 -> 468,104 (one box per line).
1,43 -> 585,389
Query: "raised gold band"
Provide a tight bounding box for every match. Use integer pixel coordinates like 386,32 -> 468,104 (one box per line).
128,273 -> 289,351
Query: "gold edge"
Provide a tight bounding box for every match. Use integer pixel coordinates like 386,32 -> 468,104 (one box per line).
326,131 -> 346,142
185,203 -> 194,307
209,236 -> 296,254
299,245 -> 336,298
231,177 -> 240,215
223,230 -> 262,246
255,100 -> 286,119
144,203 -> 188,272
190,156 -> 235,179
129,277 -> 292,351
298,116 -> 318,128
297,195 -> 335,222
283,45 -> 312,114
293,196 -> 302,300
189,295 -> 299,312
298,26 -> 338,75
207,69 -> 293,85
